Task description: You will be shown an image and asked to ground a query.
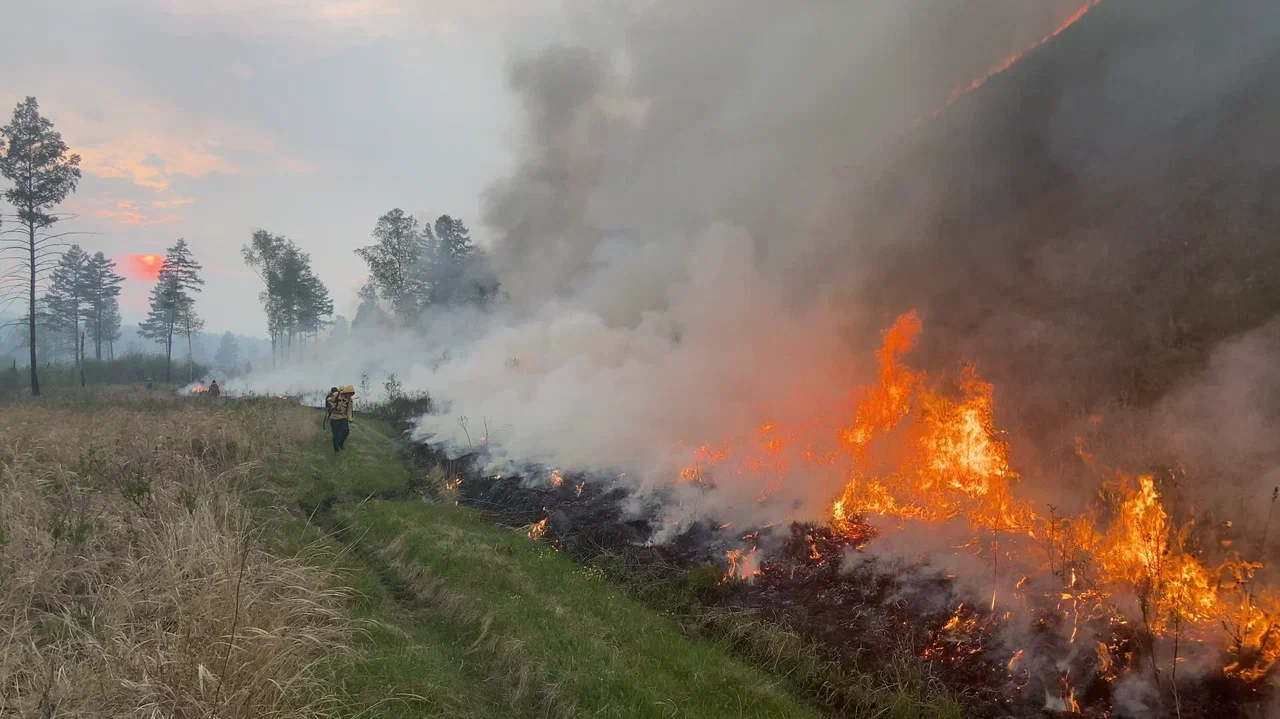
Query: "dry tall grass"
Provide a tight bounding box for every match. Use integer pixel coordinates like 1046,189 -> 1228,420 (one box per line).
0,392 -> 353,718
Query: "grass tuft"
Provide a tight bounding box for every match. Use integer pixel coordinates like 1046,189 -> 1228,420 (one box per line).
0,394 -> 354,718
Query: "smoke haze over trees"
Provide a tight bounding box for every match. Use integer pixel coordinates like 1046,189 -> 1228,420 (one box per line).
215,331 -> 240,371
352,209 -> 499,328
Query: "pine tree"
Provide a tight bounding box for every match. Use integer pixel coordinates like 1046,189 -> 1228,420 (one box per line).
103,302 -> 122,361
177,297 -> 204,382
139,239 -> 203,383
43,245 -> 89,365
0,97 -> 82,395
434,215 -> 474,261
425,215 -> 500,307
82,252 -> 124,360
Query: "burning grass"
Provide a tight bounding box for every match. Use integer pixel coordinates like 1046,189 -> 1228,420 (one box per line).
660,311 -> 1280,716
442,466 -> 965,718
0,391 -> 353,718
418,310 -> 1280,717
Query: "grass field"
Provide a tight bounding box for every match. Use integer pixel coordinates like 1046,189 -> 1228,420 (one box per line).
0,389 -> 956,718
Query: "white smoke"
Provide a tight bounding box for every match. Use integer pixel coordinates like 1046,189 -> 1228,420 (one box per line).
230,0 -> 1280,552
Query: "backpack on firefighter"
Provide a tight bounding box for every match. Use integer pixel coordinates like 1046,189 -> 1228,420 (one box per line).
323,386 -> 339,429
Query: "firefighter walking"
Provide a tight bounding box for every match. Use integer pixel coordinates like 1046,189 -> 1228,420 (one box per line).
326,385 -> 356,452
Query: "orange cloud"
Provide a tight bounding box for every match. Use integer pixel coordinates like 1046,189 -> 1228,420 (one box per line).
97,201 -> 183,227
74,125 -> 309,194
125,253 -> 165,281
152,196 -> 196,208
77,136 -> 232,193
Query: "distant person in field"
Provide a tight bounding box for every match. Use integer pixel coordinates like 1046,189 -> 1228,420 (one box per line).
146,377 -> 153,390
329,385 -> 356,453
209,380 -> 221,398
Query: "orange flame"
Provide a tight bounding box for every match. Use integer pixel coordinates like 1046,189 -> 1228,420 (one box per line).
679,308 -> 1280,682
724,547 -> 761,583
905,1 -> 1106,134
528,518 -> 549,541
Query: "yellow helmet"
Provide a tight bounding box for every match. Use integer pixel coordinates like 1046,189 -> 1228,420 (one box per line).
341,384 -> 356,394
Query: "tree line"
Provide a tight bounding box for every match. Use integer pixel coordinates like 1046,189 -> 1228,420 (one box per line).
3,95 -> 504,392
0,96 -> 216,391
35,237 -> 208,385
243,208 -> 500,362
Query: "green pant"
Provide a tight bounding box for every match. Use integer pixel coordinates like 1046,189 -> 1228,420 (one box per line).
331,418 -> 350,451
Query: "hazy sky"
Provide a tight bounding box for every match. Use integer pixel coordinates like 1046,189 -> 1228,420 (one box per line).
0,0 -> 570,334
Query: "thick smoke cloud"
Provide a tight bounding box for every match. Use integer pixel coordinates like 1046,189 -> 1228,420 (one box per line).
400,0 -> 1097,520
234,0 -> 1280,544
485,0 -> 1091,311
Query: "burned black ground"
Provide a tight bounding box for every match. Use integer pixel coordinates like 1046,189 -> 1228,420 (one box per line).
403,437 -> 1276,719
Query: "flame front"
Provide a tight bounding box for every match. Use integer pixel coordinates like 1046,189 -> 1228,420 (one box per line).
904,0 -> 1108,134
833,313 -> 1033,534
683,310 -> 1280,693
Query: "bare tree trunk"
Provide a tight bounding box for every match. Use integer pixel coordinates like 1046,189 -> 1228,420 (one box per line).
187,331 -> 193,383
164,324 -> 173,384
27,221 -> 40,396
